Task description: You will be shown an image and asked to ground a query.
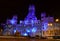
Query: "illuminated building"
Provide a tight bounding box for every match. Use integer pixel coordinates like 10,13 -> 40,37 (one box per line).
1,4 -> 60,38
41,12 -> 55,38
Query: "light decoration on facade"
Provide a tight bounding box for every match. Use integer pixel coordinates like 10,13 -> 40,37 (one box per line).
24,5 -> 37,21
24,20 -> 28,24
14,30 -> 16,33
20,20 -> 23,24
10,20 -> 15,24
43,23 -> 48,31
31,20 -> 34,24
23,33 -> 28,36
10,19 -> 16,25
10,15 -> 17,25
1,4 -> 55,37
31,27 -> 37,32
26,29 -> 30,33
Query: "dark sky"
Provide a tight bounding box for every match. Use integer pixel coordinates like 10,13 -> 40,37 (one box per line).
0,0 -> 60,23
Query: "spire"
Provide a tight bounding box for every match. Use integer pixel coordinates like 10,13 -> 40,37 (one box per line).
25,4 -> 37,20
28,4 -> 35,15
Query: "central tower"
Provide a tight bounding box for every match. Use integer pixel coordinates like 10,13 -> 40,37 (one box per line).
25,4 -> 37,20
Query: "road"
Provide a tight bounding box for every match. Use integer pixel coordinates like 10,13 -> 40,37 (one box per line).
0,38 -> 60,41
0,36 -> 60,41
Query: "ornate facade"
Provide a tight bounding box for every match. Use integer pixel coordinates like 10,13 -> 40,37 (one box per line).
1,4 -> 60,38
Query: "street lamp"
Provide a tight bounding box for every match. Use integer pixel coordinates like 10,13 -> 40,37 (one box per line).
55,19 -> 59,22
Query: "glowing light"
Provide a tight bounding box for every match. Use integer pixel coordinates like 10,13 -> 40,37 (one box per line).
20,20 -> 23,23
48,24 -> 50,26
48,23 -> 53,26
10,19 -> 17,24
55,19 -> 59,22
26,29 -> 30,33
14,30 -> 16,33
32,27 -> 37,32
23,33 -> 28,36
10,19 -> 16,24
50,23 -> 52,26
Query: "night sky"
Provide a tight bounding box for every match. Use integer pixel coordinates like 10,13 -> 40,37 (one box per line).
0,0 -> 60,23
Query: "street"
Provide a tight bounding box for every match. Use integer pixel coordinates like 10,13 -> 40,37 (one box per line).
0,38 -> 60,41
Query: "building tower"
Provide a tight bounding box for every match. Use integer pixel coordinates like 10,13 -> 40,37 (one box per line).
25,4 -> 37,20
3,15 -> 18,36
41,12 -> 48,31
41,12 -> 46,21
23,4 -> 38,37
10,15 -> 18,25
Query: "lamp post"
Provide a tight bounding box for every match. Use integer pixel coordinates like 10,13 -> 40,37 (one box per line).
55,19 -> 59,22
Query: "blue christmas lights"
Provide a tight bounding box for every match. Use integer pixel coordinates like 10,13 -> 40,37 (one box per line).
23,33 -> 28,36
26,29 -> 30,33
10,19 -> 15,24
24,20 -> 28,24
2,4 -> 54,37
20,20 -> 23,23
14,30 -> 16,33
43,23 -> 48,31
31,20 -> 34,24
31,27 -> 37,32
25,5 -> 37,21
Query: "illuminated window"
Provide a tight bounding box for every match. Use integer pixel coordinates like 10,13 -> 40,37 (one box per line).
48,23 -> 53,26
